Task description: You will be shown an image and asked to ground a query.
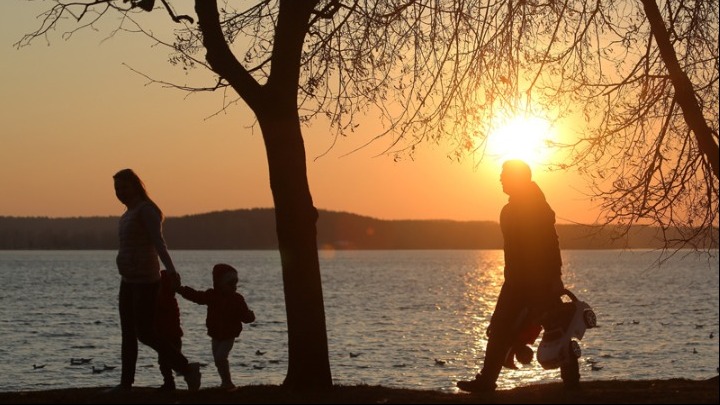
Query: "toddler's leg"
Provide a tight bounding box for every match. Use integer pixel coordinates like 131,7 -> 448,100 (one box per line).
158,337 -> 181,389
212,338 -> 235,388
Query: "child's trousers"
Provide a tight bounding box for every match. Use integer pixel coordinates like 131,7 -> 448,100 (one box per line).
212,338 -> 235,386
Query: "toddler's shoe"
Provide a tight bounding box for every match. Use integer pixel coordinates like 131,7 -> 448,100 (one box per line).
156,381 -> 176,392
183,363 -> 201,391
220,383 -> 238,392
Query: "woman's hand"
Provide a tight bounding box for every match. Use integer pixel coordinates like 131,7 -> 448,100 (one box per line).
168,271 -> 182,291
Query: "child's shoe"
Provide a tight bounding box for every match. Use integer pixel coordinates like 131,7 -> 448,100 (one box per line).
156,381 -> 176,391
183,363 -> 202,391
220,382 -> 238,392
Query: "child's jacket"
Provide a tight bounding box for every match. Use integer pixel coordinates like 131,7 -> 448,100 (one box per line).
178,287 -> 255,340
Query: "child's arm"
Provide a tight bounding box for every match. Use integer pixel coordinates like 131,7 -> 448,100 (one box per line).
237,296 -> 256,323
244,309 -> 256,324
177,285 -> 210,305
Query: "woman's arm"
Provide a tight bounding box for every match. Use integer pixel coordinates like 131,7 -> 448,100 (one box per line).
140,203 -> 177,274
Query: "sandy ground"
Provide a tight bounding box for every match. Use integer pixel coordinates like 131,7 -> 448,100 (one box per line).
0,377 -> 717,404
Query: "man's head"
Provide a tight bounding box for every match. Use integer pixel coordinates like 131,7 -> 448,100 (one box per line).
500,159 -> 532,196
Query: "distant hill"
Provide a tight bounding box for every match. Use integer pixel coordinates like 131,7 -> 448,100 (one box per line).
0,208 -> 715,250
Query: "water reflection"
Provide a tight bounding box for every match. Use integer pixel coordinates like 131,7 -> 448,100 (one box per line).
451,251 -> 504,388
0,250 -> 716,392
457,250 -> 567,390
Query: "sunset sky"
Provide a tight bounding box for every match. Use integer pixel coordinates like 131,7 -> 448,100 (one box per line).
0,1 -> 601,224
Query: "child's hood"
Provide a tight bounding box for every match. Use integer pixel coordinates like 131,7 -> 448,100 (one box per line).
212,263 -> 238,289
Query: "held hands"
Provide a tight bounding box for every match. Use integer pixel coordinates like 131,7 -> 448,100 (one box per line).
168,271 -> 182,291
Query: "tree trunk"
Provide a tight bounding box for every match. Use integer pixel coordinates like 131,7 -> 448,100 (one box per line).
256,105 -> 333,390
641,0 -> 720,180
194,0 -> 331,390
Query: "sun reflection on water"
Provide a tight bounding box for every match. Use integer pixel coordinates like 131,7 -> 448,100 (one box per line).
450,251 -> 505,386
455,250 -> 570,390
1,250 -> 715,392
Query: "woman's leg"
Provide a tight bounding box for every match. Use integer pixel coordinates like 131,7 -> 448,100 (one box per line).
119,281 -> 137,388
132,282 -> 200,389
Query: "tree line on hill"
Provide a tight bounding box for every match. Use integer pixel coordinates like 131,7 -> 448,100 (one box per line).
0,208 -> 715,250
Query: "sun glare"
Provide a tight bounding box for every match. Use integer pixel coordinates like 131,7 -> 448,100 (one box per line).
486,115 -> 556,167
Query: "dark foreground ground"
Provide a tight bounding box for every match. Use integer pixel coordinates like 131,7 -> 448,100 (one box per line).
0,377 -> 717,404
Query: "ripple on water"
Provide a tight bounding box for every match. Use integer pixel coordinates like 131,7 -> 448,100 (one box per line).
0,250 -> 717,392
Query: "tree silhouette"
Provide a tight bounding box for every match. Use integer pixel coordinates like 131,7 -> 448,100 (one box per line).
485,0 -> 718,249
19,0 -> 718,389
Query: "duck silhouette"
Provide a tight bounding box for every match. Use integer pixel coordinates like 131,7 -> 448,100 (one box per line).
32,364 -> 46,369
349,352 -> 362,358
255,350 -> 266,356
434,359 -> 446,366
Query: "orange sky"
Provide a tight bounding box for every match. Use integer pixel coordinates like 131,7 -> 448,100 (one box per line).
0,2 -> 601,224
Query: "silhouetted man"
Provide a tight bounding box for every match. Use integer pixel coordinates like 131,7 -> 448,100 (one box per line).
457,159 -> 579,392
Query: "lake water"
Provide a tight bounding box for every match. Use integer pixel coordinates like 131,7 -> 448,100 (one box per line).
0,249 -> 717,393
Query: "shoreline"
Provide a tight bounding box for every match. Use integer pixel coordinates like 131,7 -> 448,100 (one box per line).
1,377 -> 717,404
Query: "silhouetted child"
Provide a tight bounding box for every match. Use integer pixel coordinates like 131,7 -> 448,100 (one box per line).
156,270 -> 184,391
178,263 -> 255,392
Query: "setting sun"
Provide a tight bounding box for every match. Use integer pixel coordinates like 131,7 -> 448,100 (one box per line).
487,115 -> 556,166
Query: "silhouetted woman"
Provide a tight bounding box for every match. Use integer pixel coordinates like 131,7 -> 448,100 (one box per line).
110,168 -> 201,392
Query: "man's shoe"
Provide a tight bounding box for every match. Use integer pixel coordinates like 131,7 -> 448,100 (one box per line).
457,376 -> 497,393
183,363 -> 201,391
